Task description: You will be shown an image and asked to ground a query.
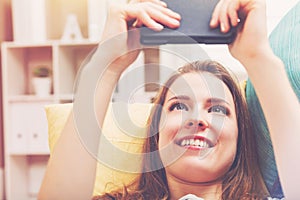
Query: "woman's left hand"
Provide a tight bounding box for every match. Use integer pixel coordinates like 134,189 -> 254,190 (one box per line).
210,0 -> 271,64
211,1 -> 300,198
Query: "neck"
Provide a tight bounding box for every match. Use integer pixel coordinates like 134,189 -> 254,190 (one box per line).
167,175 -> 222,200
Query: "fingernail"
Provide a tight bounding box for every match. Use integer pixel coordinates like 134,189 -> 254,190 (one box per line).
171,19 -> 180,26
221,22 -> 226,32
210,18 -> 216,26
160,1 -> 167,7
175,12 -> 181,19
156,24 -> 164,30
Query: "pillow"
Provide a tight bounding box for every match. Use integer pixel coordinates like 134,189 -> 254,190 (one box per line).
246,1 -> 300,198
45,102 -> 153,195
46,83 -> 247,195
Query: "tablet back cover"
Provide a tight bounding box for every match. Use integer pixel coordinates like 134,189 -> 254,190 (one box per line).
140,0 -> 237,45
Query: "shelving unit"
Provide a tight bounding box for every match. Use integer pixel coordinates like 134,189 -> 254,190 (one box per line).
1,40 -> 98,200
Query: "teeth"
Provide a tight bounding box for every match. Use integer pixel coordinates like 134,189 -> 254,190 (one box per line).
181,140 -> 186,146
200,140 -> 204,147
186,140 -> 190,145
189,139 -> 194,145
179,139 -> 210,148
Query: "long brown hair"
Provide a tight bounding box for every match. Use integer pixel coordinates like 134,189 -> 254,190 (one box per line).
94,60 -> 268,200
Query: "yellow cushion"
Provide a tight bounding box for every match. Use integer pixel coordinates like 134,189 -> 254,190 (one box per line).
45,81 -> 246,195
45,102 -> 153,195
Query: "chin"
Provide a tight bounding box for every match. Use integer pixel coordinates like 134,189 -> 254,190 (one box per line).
165,154 -> 231,184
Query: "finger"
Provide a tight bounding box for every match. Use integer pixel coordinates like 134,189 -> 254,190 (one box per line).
160,0 -> 167,7
218,0 -> 231,33
126,8 -> 164,31
227,0 -> 240,27
150,3 -> 181,20
130,0 -> 167,7
210,0 -> 222,28
137,11 -> 165,31
125,3 -> 181,30
133,19 -> 143,28
152,0 -> 167,7
146,5 -> 181,28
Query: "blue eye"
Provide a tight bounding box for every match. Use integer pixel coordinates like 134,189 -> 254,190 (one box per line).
169,102 -> 189,111
209,105 -> 228,115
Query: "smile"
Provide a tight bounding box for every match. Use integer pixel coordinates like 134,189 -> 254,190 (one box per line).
176,136 -> 214,149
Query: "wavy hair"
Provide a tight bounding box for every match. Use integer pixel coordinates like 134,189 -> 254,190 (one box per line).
94,60 -> 268,200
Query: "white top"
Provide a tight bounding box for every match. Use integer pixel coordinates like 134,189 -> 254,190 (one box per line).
179,194 -> 285,200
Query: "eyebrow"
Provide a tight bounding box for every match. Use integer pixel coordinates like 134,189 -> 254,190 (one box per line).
167,95 -> 231,106
167,95 -> 191,102
207,98 -> 231,106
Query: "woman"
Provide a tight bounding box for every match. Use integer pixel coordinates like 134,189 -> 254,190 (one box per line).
93,60 -> 269,199
38,0 -> 300,199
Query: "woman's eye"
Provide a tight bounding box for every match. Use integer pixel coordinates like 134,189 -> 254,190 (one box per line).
209,105 -> 228,115
169,103 -> 189,111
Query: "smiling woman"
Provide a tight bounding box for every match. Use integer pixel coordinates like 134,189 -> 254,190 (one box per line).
38,0 -> 300,199
130,60 -> 265,200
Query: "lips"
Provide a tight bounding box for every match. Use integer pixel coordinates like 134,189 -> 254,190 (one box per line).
176,135 -> 214,149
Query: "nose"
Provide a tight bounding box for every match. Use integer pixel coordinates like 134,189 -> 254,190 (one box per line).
184,118 -> 209,131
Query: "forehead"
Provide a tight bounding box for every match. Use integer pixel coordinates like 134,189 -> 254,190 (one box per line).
165,72 -> 234,103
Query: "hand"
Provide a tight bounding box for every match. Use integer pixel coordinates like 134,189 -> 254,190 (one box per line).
210,0 -> 271,63
100,0 -> 181,76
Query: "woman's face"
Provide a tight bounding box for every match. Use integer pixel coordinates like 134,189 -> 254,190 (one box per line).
158,72 -> 238,183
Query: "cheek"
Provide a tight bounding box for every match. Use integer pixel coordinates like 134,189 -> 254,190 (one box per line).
229,120 -> 238,142
215,116 -> 238,144
220,120 -> 239,157
223,121 -> 238,141
158,114 -> 183,149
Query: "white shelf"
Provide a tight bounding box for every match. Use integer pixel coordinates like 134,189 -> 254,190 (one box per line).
8,95 -> 56,103
9,152 -> 50,156
57,94 -> 74,101
1,40 -> 98,200
2,40 -> 98,48
2,41 -> 53,48
57,40 -> 99,46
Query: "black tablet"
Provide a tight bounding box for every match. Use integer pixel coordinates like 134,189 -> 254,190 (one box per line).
140,0 -> 237,45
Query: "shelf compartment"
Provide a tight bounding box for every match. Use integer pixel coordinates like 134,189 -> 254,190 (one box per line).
4,46 -> 53,96
8,102 -> 51,155
54,44 -> 97,97
6,155 -> 49,199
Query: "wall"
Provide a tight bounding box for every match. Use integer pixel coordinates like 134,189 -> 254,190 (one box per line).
0,0 -> 13,198
266,0 -> 299,34
0,0 -> 12,168
45,0 -> 88,40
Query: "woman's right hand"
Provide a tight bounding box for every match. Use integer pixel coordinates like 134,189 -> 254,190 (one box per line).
38,3 -> 180,200
99,0 -> 181,77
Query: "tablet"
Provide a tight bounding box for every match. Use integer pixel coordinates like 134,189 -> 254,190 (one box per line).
140,0 -> 237,45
